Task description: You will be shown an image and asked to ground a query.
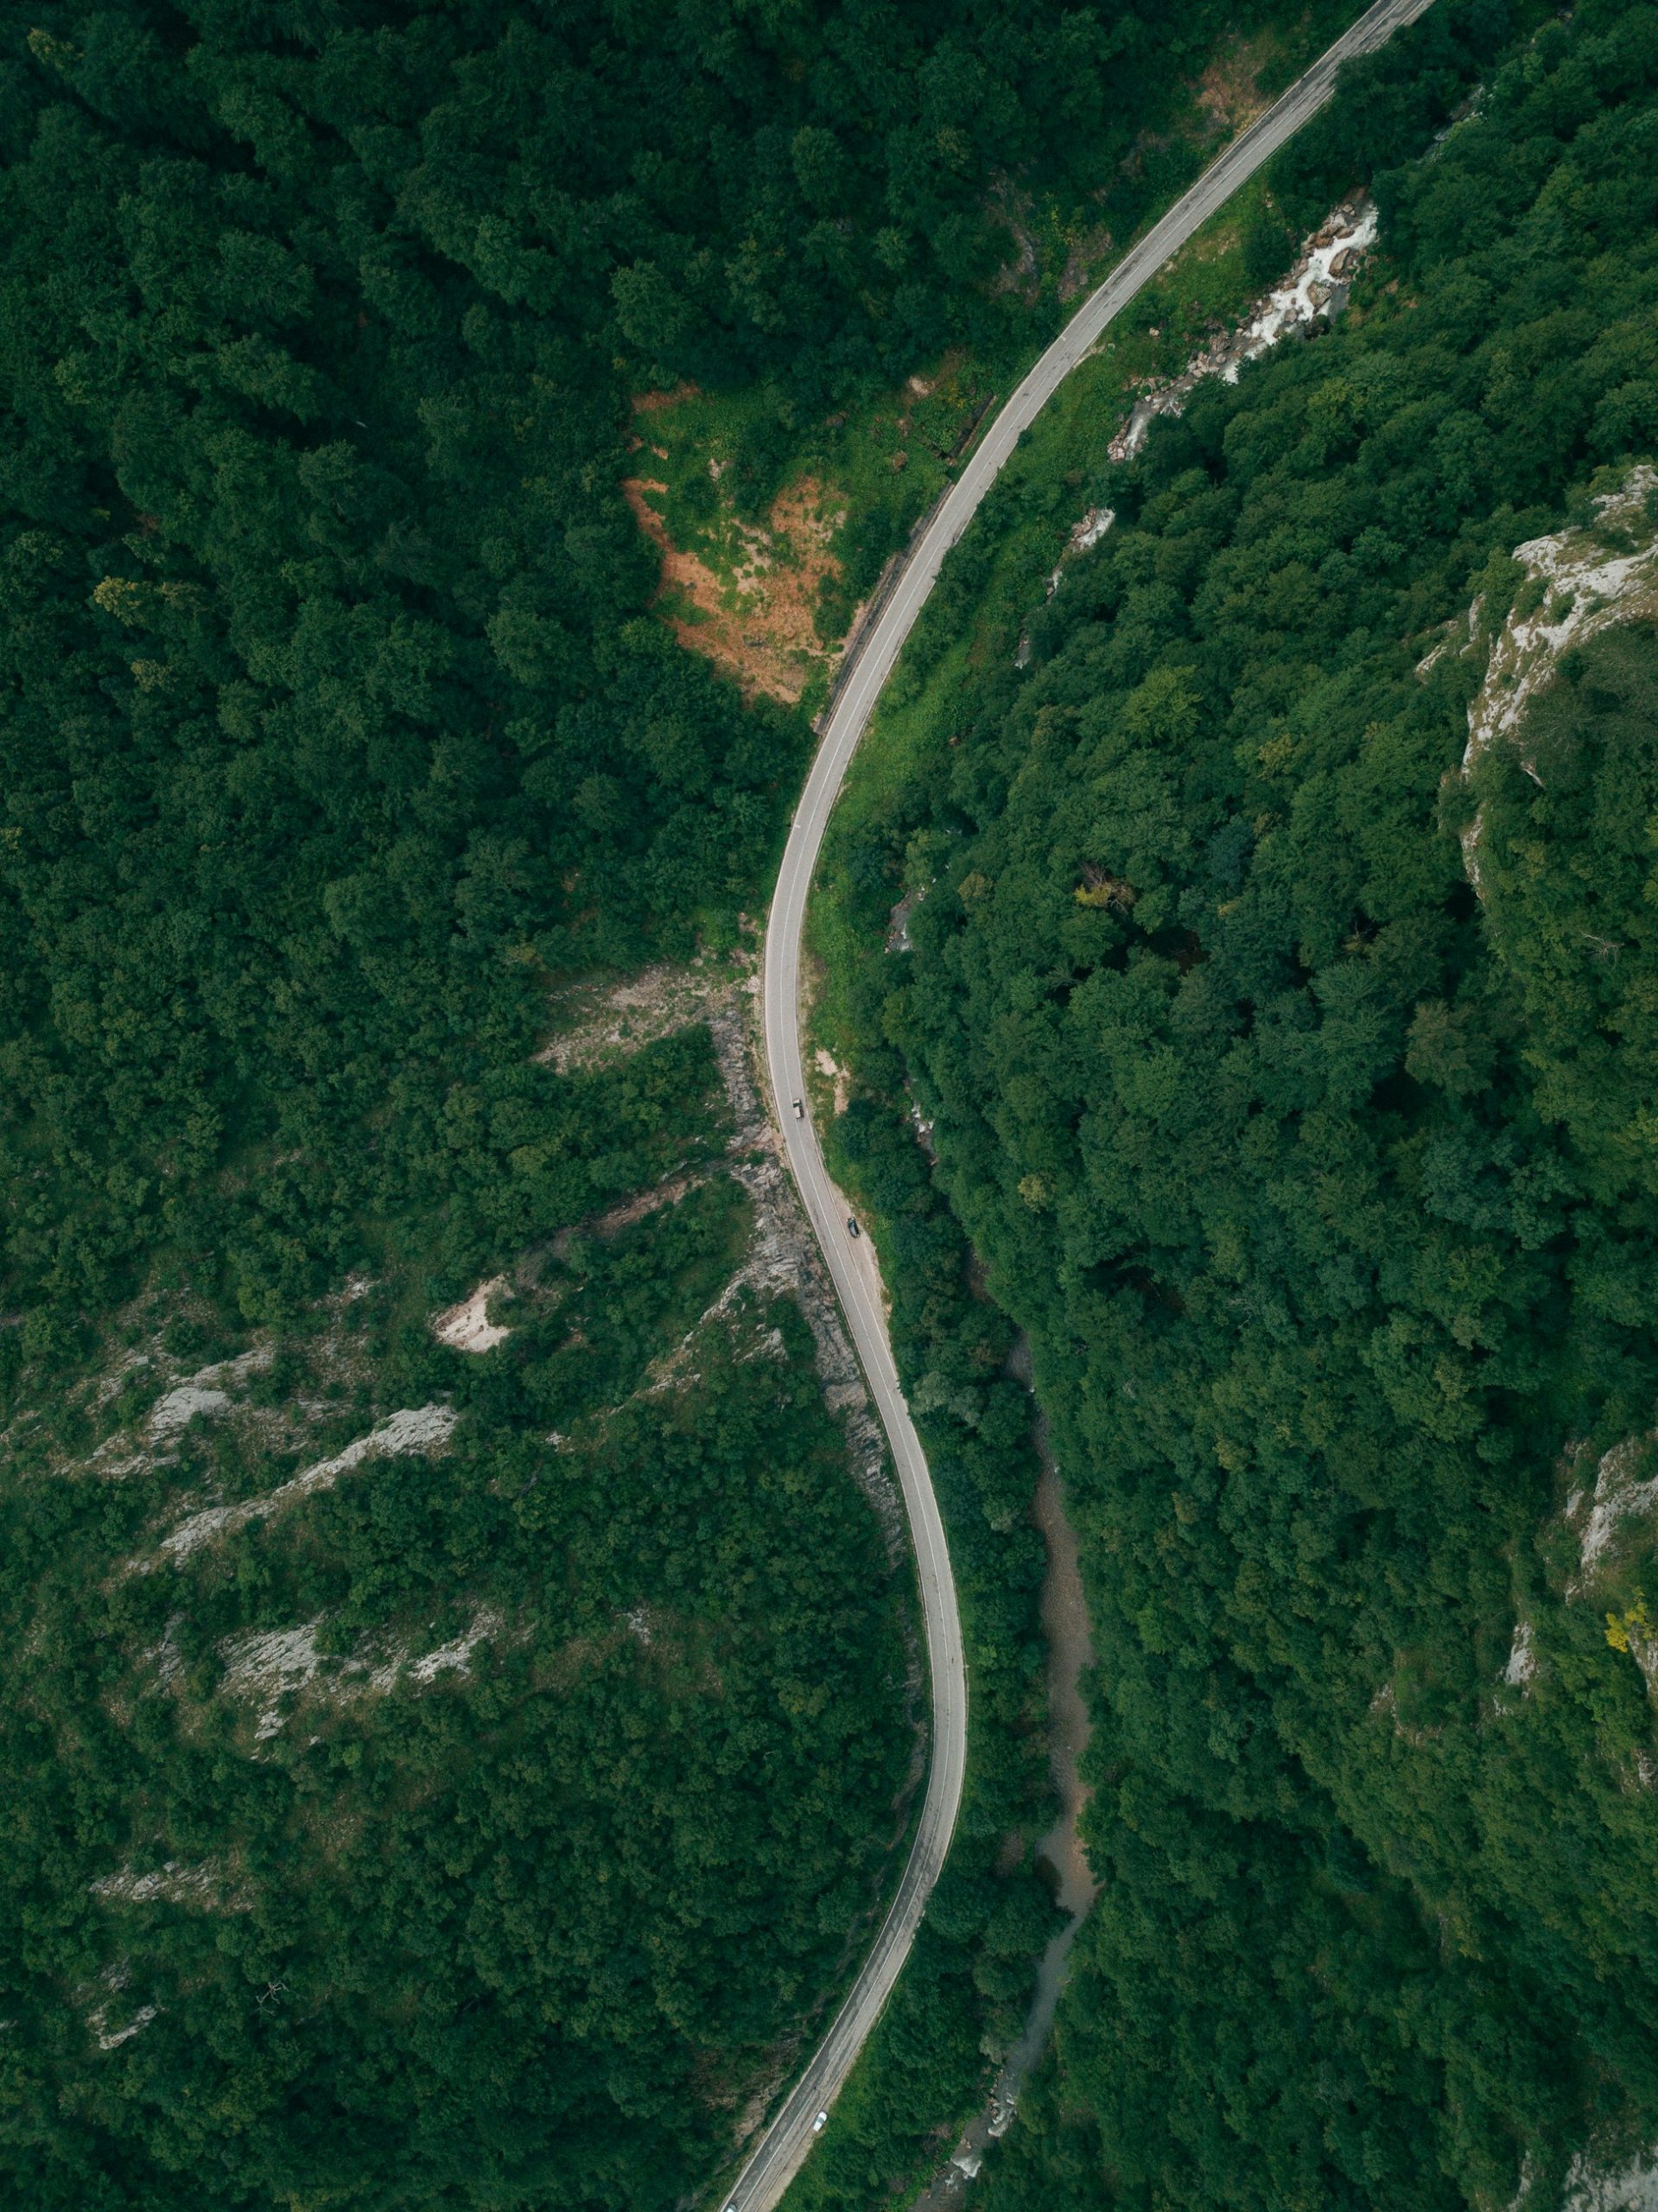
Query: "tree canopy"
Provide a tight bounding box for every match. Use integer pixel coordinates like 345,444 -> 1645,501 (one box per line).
816,1 -> 1658,2199
0,0 -> 1325,1344
5,1 -> 1274,2197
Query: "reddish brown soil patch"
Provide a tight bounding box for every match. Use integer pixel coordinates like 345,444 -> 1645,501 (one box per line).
621,474 -> 846,705
632,383 -> 699,415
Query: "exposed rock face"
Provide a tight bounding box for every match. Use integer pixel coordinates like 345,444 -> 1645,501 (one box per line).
1105,198 -> 1377,467
542,953 -> 907,1565
1572,1429 -> 1658,1583
1556,2145 -> 1658,2212
1460,464 -> 1658,882
155,1403 -> 459,1566
1045,505 -> 1117,598
432,1277 -> 512,1354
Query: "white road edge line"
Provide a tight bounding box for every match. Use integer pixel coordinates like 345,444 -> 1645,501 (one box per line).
736,5 -> 1438,2206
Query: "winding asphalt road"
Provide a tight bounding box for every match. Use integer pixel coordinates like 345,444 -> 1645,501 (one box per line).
736,3 -> 1438,2205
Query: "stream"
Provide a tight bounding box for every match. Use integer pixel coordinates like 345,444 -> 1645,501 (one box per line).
912,1356 -> 1097,2207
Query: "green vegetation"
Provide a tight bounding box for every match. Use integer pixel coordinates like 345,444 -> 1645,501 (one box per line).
810,0 -> 1658,2202
12,0 -> 1625,2204
5,0 -> 1324,2195
781,149 -> 1326,2209
1,1040 -> 922,2210
783,1088 -> 1061,2211
633,366 -> 1001,673
0,0 -> 1353,1362
629,3 -> 1367,696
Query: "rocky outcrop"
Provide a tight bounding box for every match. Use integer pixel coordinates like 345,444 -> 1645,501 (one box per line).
1459,464 -> 1658,882
1106,198 -> 1377,466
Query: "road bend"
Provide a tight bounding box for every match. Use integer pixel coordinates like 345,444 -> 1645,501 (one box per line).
737,3 -> 1437,2205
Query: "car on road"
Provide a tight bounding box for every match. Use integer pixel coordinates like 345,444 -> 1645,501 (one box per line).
812,2112 -> 828,2133
791,1097 -> 804,1118
846,1217 -> 859,1237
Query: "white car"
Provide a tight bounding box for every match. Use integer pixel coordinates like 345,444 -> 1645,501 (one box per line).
812,2111 -> 828,2133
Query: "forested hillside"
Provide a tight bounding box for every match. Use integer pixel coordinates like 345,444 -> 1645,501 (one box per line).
813,0 -> 1658,2203
0,1039 -> 922,2210
0,0 -> 1301,1345
0,3 -> 1344,2205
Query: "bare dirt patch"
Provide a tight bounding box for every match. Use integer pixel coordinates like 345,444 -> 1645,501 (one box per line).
632,383 -> 698,416
539,953 -> 734,1075
814,1045 -> 852,1117
1195,30 -> 1276,136
620,473 -> 846,703
433,1277 -> 512,1355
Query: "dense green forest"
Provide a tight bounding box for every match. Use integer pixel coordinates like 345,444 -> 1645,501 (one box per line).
0,0 -> 1312,1348
24,0 -> 1658,2204
0,1 -> 1341,2204
814,0 -> 1658,2204
0,1062 -> 922,2209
